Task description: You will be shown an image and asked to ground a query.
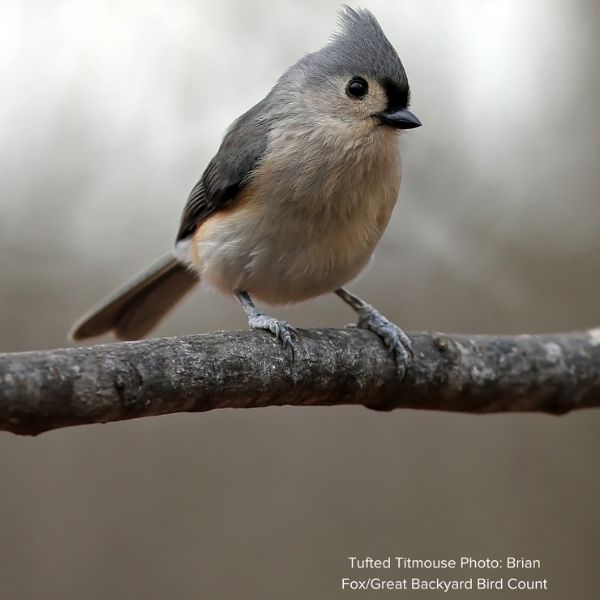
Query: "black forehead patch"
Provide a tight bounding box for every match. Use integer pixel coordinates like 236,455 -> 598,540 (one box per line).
381,77 -> 411,111
305,6 -> 409,93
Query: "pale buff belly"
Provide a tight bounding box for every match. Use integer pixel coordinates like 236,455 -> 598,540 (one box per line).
191,131 -> 401,305
191,185 -> 398,305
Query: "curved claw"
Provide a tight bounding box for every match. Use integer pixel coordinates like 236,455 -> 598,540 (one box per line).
356,308 -> 413,378
247,314 -> 299,360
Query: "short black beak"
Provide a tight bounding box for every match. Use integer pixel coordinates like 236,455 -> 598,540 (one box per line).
377,108 -> 422,130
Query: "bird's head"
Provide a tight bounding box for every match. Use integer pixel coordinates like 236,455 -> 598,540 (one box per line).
279,6 -> 421,134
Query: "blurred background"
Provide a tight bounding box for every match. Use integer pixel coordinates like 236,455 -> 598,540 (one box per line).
1,0 -> 599,597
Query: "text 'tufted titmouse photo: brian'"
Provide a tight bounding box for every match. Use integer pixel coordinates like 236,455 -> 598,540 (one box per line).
70,6 -> 422,372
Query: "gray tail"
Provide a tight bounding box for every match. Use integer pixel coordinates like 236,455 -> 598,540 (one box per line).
69,251 -> 199,341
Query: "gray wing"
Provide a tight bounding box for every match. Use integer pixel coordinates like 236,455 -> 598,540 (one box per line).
176,99 -> 270,242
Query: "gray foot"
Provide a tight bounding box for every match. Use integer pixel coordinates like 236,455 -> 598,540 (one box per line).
236,290 -> 298,359
247,313 -> 298,359
335,288 -> 413,375
357,305 -> 413,374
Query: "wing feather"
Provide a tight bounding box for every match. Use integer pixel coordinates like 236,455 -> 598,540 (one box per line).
175,100 -> 270,242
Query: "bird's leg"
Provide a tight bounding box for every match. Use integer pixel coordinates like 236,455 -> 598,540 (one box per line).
335,288 -> 413,375
235,290 -> 298,358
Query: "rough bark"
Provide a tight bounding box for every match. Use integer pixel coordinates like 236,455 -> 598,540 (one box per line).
1,327 -> 600,436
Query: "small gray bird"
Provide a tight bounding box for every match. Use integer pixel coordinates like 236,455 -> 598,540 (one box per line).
70,6 -> 421,370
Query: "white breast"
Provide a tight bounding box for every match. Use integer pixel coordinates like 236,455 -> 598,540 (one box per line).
192,122 -> 401,305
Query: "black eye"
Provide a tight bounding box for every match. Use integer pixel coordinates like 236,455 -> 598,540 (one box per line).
346,77 -> 368,99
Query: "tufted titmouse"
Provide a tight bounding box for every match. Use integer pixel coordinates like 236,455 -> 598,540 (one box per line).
70,7 -> 421,370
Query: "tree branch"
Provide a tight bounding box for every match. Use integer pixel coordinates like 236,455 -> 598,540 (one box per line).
1,327 -> 600,435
